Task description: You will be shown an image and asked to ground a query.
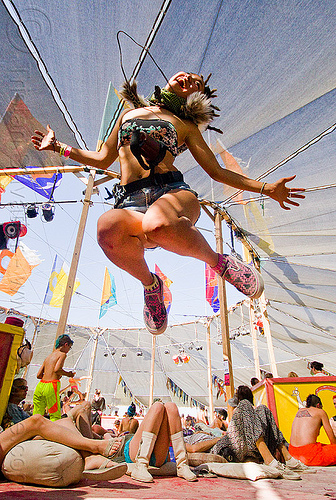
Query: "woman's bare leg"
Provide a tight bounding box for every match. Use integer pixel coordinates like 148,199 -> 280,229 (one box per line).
142,191 -> 218,266
97,192 -> 219,289
97,209 -> 153,286
0,414 -> 118,465
278,442 -> 292,461
256,437 -> 275,465
128,402 -> 165,461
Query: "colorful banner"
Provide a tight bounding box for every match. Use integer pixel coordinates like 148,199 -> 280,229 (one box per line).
99,267 -> 117,318
205,263 -> 220,313
155,264 -> 172,314
43,255 -> 80,307
14,169 -> 62,199
212,374 -> 226,399
0,243 -> 41,295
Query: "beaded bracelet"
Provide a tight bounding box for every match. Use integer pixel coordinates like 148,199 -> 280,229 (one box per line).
260,182 -> 267,196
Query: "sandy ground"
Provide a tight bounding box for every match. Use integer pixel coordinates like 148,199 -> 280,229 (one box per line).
0,465 -> 335,500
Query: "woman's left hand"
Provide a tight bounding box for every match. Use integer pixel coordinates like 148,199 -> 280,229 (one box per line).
266,175 -> 305,210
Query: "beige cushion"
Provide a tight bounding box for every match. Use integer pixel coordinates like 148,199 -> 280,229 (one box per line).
205,462 -> 282,481
2,440 -> 84,487
188,452 -> 227,466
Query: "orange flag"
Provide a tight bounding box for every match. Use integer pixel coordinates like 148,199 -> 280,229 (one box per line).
0,243 -> 41,296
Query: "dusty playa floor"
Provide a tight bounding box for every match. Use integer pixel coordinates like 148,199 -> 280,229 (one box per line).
0,466 -> 336,500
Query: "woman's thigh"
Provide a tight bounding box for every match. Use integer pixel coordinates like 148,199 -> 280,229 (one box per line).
143,190 -> 201,226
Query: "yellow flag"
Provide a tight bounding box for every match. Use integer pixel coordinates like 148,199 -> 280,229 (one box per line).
48,261 -> 80,307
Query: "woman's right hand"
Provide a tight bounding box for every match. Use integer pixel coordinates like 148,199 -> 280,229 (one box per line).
31,124 -> 56,151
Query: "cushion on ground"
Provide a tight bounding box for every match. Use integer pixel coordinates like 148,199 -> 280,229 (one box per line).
188,452 -> 227,466
2,440 -> 84,487
205,462 -> 282,481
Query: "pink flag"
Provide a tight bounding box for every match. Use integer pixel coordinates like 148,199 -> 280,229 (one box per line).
205,263 -> 220,313
155,265 -> 172,314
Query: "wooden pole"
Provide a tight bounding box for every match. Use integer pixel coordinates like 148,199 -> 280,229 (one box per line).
0,165 -> 119,178
242,246 -> 261,379
54,169 -> 96,343
206,320 -> 214,423
85,328 -> 99,400
214,211 -> 234,404
149,335 -> 156,407
259,293 -> 279,377
249,300 -> 261,379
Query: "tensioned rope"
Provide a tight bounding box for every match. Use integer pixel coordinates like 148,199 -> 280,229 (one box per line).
222,120 -> 336,205
101,0 -> 172,145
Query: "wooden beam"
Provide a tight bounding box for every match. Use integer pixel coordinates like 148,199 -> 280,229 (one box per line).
0,165 -> 119,178
214,211 -> 235,405
54,169 -> 96,343
259,293 -> 279,377
149,335 -> 156,407
206,320 -> 214,423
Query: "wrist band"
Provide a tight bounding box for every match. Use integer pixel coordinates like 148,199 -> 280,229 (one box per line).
260,182 -> 267,196
59,142 -> 72,158
64,146 -> 72,158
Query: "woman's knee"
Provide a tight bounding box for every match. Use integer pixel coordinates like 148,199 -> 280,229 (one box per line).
164,402 -> 179,417
97,212 -> 126,249
149,401 -> 165,419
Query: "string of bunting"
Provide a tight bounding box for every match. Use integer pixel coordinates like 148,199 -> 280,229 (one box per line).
118,374 -> 133,399
212,375 -> 227,400
166,377 -> 204,408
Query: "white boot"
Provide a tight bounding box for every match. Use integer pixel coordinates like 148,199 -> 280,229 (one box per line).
171,431 -> 197,481
131,431 -> 157,483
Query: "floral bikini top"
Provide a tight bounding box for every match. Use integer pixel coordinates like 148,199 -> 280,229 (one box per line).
117,118 -> 187,157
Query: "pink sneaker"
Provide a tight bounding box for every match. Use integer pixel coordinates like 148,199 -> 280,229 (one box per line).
211,254 -> 264,299
143,274 -> 167,335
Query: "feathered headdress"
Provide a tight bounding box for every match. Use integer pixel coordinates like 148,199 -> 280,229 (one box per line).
120,76 -> 222,133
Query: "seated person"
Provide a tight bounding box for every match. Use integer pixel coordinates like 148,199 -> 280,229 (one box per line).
211,409 -> 228,432
209,386 -> 307,474
1,379 -> 30,429
289,394 -> 336,466
329,395 -> 336,436
119,402 -> 139,435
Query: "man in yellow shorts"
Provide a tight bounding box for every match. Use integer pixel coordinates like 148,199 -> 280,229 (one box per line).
33,334 -> 75,421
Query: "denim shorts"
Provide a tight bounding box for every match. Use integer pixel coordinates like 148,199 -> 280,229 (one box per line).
113,173 -> 198,214
124,436 -> 168,466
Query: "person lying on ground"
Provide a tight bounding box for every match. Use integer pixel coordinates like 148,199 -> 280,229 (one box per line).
289,394 -> 336,466
0,411 -> 127,481
111,401 -> 197,483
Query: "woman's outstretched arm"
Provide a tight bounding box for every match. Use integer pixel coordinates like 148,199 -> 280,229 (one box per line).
31,111 -> 127,170
185,123 -> 305,210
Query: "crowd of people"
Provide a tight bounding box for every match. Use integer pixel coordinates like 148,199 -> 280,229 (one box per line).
2,324 -> 336,487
